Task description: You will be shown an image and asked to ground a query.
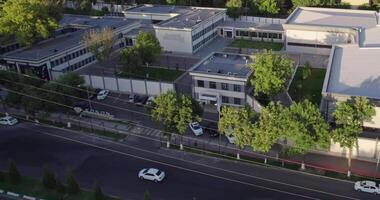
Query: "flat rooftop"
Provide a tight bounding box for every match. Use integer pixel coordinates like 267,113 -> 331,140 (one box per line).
286,7 -> 379,29
326,45 -> 380,99
4,15 -> 138,61
220,20 -> 283,31
126,4 -> 189,15
156,7 -> 225,29
191,52 -> 252,78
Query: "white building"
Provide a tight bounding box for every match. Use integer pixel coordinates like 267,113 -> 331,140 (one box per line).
189,52 -> 252,107
2,15 -> 140,80
283,7 -> 379,55
124,5 -> 226,54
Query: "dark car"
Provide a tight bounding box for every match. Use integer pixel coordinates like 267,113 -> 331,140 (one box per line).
136,96 -> 149,106
204,123 -> 219,137
88,88 -> 102,99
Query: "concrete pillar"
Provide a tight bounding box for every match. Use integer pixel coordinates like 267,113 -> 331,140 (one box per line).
236,153 -> 240,160
301,162 -> 305,170
67,122 -> 71,128
347,170 -> 351,177
180,144 -> 183,150
166,140 -> 170,148
264,158 -> 267,164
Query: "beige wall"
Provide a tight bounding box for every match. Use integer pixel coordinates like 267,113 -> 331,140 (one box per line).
328,137 -> 380,160
342,0 -> 370,5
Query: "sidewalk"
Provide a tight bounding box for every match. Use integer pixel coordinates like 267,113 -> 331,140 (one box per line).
2,106 -> 380,179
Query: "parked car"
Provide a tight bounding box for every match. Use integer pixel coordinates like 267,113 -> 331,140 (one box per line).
204,123 -> 219,137
128,94 -> 136,103
146,96 -> 155,106
138,168 -> 165,183
0,116 -> 18,126
354,180 -> 380,194
189,122 -> 203,136
136,96 -> 149,106
96,90 -> 109,100
88,88 -> 101,99
226,134 -> 235,144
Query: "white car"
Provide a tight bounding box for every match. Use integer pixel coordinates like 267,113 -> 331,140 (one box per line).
354,180 -> 380,194
226,134 -> 235,144
96,90 -> 109,100
128,94 -> 136,103
138,168 -> 165,183
0,116 -> 18,126
146,96 -> 155,105
189,122 -> 203,136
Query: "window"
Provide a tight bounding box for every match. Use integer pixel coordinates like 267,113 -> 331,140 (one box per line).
197,80 -> 204,87
209,81 -> 216,89
221,83 -> 228,90
234,98 -> 241,105
222,96 -> 229,103
233,84 -> 241,92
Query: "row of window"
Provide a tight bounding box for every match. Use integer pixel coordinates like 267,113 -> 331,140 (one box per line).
192,31 -> 218,51
235,30 -> 282,40
192,17 -> 223,42
197,80 -> 242,92
62,55 -> 96,72
50,48 -> 88,68
221,96 -> 241,105
287,42 -> 332,49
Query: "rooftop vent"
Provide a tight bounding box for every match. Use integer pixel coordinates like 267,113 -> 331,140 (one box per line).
227,72 -> 232,76
196,16 -> 202,24
223,54 -> 228,58
217,69 -> 222,74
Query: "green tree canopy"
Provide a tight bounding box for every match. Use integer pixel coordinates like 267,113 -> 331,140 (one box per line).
42,165 -> 57,190
83,27 -> 115,64
226,0 -> 242,20
135,31 -> 161,65
0,0 -> 61,46
249,50 -> 293,98
151,91 -> 198,136
66,170 -> 80,194
291,0 -> 321,8
332,96 -> 375,171
120,47 -> 143,70
257,0 -> 280,17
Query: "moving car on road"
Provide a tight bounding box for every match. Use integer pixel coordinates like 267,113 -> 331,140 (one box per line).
146,96 -> 155,106
0,116 -> 18,126
354,180 -> 380,194
189,122 -> 203,136
128,94 -> 136,103
138,168 -> 165,183
96,90 -> 109,100
226,134 -> 235,144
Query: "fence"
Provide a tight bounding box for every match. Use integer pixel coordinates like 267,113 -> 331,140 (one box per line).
226,16 -> 286,24
82,74 -> 175,96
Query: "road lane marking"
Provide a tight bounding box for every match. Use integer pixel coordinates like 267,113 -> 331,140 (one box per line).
32,128 -> 361,200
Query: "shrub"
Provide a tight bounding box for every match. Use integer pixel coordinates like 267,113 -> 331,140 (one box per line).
301,62 -> 312,80
7,160 -> 21,184
66,170 -> 80,194
0,171 -> 4,182
94,182 -> 104,200
56,178 -> 66,194
42,165 -> 56,189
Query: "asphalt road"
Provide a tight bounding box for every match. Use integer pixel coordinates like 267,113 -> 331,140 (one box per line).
0,123 -> 377,200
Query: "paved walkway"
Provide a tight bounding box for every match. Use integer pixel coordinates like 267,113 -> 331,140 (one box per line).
2,107 -> 380,179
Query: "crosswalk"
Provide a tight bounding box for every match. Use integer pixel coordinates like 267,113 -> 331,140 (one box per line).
129,126 -> 161,138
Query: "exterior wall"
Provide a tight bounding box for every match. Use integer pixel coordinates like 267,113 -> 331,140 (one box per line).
328,137 -> 380,160
246,94 -> 263,113
342,0 -> 370,5
155,29 -> 193,53
285,29 -> 355,55
83,74 -> 174,96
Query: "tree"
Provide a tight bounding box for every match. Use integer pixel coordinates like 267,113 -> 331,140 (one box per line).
291,0 -> 321,8
94,182 -> 104,200
332,96 -> 375,176
248,50 -> 293,98
257,0 -> 280,17
42,165 -> 57,190
226,0 -> 242,20
218,106 -> 256,149
301,61 -> 312,80
0,171 -> 4,182
66,170 -> 80,194
151,91 -> 198,146
7,160 -> 21,184
0,0 -> 61,46
120,47 -> 143,70
56,178 -> 66,194
284,100 -> 330,155
83,28 -> 116,65
143,189 -> 151,200
134,31 -> 161,65
252,102 -> 285,152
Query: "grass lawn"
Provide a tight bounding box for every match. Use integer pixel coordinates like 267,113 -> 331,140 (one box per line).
0,174 -> 120,200
289,67 -> 326,105
229,39 -> 284,51
119,67 -> 184,82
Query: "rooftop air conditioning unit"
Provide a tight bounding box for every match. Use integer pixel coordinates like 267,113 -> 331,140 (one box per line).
223,54 -> 228,58
227,72 -> 232,76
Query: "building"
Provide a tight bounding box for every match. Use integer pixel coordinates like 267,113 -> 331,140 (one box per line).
342,0 -> 370,5
124,5 -> 226,54
2,15 -> 140,80
283,7 -> 379,55
321,8 -> 380,128
189,52 -> 252,107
